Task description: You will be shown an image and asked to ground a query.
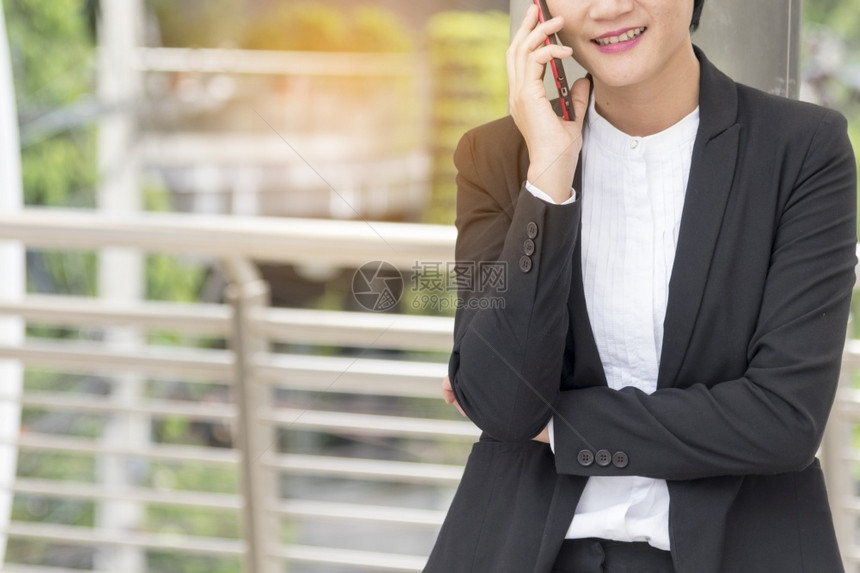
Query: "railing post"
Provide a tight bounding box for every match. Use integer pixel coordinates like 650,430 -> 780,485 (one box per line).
223,257 -> 276,573
95,1 -> 145,571
0,0 -> 24,566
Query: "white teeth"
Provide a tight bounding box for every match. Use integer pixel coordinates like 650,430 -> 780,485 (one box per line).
595,27 -> 645,46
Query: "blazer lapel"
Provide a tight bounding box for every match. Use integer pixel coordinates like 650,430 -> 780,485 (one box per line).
568,236 -> 608,388
657,47 -> 741,389
567,83 -> 609,390
534,474 -> 589,572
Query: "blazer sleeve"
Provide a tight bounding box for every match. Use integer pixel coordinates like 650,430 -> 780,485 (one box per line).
448,125 -> 580,442
552,109 -> 858,480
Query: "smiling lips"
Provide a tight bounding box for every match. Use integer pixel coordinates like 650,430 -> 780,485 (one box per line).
593,26 -> 647,47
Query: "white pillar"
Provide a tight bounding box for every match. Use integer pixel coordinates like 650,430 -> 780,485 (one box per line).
0,0 -> 24,566
95,2 -> 145,572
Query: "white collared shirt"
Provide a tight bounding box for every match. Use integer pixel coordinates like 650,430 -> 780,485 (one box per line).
528,98 -> 700,550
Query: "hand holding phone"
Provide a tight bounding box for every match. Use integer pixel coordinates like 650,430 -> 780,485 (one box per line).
533,0 -> 575,121
508,3 -> 590,203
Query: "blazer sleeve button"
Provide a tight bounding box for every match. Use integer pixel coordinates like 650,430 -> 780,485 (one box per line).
527,221 -> 539,239
523,238 -> 535,256
519,255 -> 533,273
595,449 -> 612,467
577,449 -> 594,467
612,451 -> 629,469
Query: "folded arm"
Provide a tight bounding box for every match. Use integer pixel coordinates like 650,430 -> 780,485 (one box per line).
552,111 -> 858,480
447,127 -> 580,442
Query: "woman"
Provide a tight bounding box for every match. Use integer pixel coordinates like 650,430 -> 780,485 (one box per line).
426,1 -> 857,572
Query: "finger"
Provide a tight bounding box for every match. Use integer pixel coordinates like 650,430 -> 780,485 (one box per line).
508,6 -> 540,87
533,426 -> 549,443
510,3 -> 540,49
454,400 -> 467,417
571,75 -> 592,124
524,16 -> 566,54
441,376 -> 454,403
516,18 -> 567,88
529,44 -> 574,68
515,44 -> 573,100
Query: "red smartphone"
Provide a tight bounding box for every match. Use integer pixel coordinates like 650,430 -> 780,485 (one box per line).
533,0 -> 575,121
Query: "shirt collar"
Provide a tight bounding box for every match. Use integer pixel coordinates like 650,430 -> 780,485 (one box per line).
585,97 -> 700,157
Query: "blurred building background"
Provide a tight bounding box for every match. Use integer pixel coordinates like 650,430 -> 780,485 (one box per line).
0,0 -> 858,572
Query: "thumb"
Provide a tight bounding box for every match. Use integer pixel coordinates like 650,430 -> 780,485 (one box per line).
571,75 -> 592,124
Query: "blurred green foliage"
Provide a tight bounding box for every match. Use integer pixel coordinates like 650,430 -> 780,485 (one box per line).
4,0 -> 96,207
424,11 -> 509,225
804,0 -> 860,43
4,0 -> 93,105
149,0 -> 413,52
4,0 -> 98,304
243,3 -> 412,52
145,461 -> 239,495
148,0 -> 241,48
803,2 -> 860,335
147,552 -> 241,573
146,505 -> 241,538
143,187 -> 208,303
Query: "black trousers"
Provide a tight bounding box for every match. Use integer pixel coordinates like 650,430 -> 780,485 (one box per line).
551,538 -> 676,573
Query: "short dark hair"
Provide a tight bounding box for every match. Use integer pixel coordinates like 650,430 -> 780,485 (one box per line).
691,0 -> 705,31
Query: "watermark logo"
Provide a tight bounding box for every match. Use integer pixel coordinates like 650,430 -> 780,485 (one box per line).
352,260 -> 507,313
352,261 -> 404,312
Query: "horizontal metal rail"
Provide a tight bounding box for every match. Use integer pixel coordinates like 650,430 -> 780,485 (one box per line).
840,339 -> 860,368
0,294 -> 231,335
256,307 -> 453,351
0,391 -> 476,439
0,209 -> 455,268
0,478 -> 445,527
0,340 -> 234,381
139,134 -> 430,168
833,387 -> 860,416
261,453 -> 463,484
257,354 -> 448,398
3,433 -> 464,484
135,47 -> 417,77
1,480 -> 446,527
274,500 -> 445,528
0,341 -> 447,398
3,565 -> 107,573
260,408 -> 477,439
8,433 -> 239,466
837,497 -> 860,515
3,391 -> 236,422
1,478 -> 240,511
271,545 -> 426,572
3,522 -> 244,556
0,294 -> 455,350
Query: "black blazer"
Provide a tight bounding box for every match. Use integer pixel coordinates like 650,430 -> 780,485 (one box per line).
425,47 -> 857,573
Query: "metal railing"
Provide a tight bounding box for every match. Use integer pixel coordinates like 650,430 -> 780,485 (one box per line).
0,209 -> 858,572
0,208 -> 463,573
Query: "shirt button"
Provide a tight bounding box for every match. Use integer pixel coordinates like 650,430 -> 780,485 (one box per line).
526,221 -> 539,239
612,451 -> 629,469
577,449 -> 594,467
595,449 -> 612,467
630,139 -> 639,149
519,255 -> 533,273
523,238 -> 535,256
